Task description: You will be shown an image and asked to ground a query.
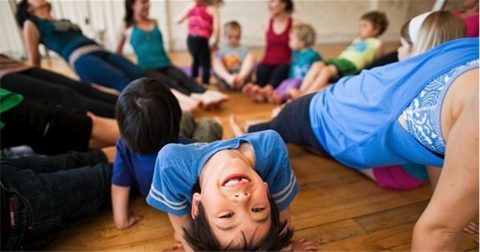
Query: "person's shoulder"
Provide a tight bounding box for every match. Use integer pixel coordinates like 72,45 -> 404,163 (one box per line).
245,130 -> 285,149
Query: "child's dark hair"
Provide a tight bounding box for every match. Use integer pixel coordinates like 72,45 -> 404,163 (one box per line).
361,11 -> 389,36
16,0 -> 31,28
182,180 -> 294,251
124,0 -> 136,28
281,0 -> 294,14
116,78 -> 182,155
224,21 -> 242,32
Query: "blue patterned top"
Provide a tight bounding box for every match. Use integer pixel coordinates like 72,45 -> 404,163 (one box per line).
404,59 -> 479,155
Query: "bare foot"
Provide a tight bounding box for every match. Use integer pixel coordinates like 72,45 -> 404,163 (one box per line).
242,83 -> 256,97
251,85 -> 266,102
178,98 -> 201,112
290,238 -> 320,251
229,115 -> 247,137
267,91 -> 284,104
227,74 -> 238,87
233,75 -> 245,88
287,88 -> 301,100
191,90 -> 229,110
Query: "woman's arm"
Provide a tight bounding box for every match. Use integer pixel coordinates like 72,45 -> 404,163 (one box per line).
115,22 -> 128,55
23,20 -> 41,66
111,184 -> 143,229
412,93 -> 479,251
175,3 -> 194,24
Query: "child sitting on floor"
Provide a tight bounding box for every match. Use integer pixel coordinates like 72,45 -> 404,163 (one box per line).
243,23 -> 322,103
212,21 -> 255,91
111,78 -> 222,229
146,130 -> 319,251
289,11 -> 388,99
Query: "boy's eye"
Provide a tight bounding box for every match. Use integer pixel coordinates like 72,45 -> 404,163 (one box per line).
220,213 -> 234,218
252,208 -> 265,213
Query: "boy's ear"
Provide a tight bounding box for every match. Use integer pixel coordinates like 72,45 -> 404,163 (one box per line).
191,193 -> 201,219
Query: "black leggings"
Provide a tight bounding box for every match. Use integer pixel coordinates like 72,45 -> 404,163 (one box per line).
1,99 -> 92,155
364,51 -> 399,70
256,63 -> 290,88
248,93 -> 328,156
1,68 -> 117,118
145,66 -> 206,95
187,36 -> 211,85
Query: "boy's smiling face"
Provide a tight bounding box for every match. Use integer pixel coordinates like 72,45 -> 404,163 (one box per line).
192,157 -> 272,247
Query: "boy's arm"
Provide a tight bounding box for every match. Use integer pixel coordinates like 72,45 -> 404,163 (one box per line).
168,213 -> 195,252
175,3 -> 194,24
111,184 -> 142,229
23,20 -> 41,66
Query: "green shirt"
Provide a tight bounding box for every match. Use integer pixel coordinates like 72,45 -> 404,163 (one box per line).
0,89 -> 24,129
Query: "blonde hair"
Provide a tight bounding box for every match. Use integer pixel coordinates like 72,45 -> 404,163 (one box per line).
413,11 -> 466,56
291,24 -> 317,48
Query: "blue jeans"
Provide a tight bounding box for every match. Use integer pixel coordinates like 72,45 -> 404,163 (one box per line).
1,150 -> 111,250
74,52 -> 145,91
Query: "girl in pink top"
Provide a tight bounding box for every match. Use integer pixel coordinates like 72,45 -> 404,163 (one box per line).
243,0 -> 301,102
177,0 -> 221,86
451,0 -> 479,37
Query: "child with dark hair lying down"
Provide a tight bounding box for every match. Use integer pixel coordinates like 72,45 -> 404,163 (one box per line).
146,130 -> 319,251
111,78 -> 223,230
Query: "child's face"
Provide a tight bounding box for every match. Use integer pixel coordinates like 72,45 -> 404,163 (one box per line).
358,19 -> 379,39
132,0 -> 150,17
397,37 -> 412,61
289,32 -> 306,51
192,158 -> 271,247
224,27 -> 241,48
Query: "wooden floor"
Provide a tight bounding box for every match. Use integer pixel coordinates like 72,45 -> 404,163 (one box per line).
41,43 -> 479,251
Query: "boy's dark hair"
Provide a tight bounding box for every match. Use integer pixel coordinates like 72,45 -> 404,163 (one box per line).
361,11 -> 389,36
183,180 -> 294,251
116,78 -> 182,155
224,21 -> 242,32
281,0 -> 294,14
16,0 -> 31,28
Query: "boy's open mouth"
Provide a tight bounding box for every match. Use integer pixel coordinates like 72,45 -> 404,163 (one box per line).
221,174 -> 251,187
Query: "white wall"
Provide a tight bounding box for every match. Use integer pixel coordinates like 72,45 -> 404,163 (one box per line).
0,0 -> 464,58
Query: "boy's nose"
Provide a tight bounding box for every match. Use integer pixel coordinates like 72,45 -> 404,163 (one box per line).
233,192 -> 250,201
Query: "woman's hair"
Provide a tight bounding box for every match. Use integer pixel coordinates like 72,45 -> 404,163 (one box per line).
116,78 -> 182,155
16,0 -> 31,28
291,23 -> 316,47
201,0 -> 224,6
124,0 -> 136,28
400,20 -> 413,47
280,0 -> 294,14
413,11 -> 466,56
182,180 -> 294,251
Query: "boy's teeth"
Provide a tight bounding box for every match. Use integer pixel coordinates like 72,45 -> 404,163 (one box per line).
224,178 -> 249,186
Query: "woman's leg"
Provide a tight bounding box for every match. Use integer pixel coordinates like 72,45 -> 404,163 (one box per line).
74,54 -> 135,91
20,68 -> 118,105
298,61 -> 325,93
145,69 -> 191,95
164,66 -> 206,94
187,36 -> 201,79
300,65 -> 338,96
268,63 -> 290,89
1,73 -> 115,118
256,64 -> 275,87
103,52 -> 145,81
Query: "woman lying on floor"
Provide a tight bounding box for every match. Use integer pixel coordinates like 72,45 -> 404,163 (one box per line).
230,35 -> 478,251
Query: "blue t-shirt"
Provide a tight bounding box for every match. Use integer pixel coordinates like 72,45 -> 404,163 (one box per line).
29,17 -> 97,60
147,130 -> 299,216
214,44 -> 249,72
112,137 -> 192,196
289,48 -> 322,78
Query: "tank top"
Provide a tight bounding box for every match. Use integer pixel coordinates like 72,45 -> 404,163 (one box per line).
130,24 -> 171,70
309,38 -> 478,170
187,3 -> 213,39
261,18 -> 292,66
338,38 -> 381,70
451,10 -> 479,38
29,17 -> 97,61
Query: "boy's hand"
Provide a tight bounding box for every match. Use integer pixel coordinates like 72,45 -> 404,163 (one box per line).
163,241 -> 185,252
117,211 -> 142,229
289,238 -> 320,251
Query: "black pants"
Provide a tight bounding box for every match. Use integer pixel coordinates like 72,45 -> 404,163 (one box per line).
248,93 -> 328,156
1,150 -> 111,250
187,36 -> 211,85
145,66 -> 206,95
1,99 -> 92,155
256,63 -> 290,88
1,68 -> 117,118
364,51 -> 399,70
